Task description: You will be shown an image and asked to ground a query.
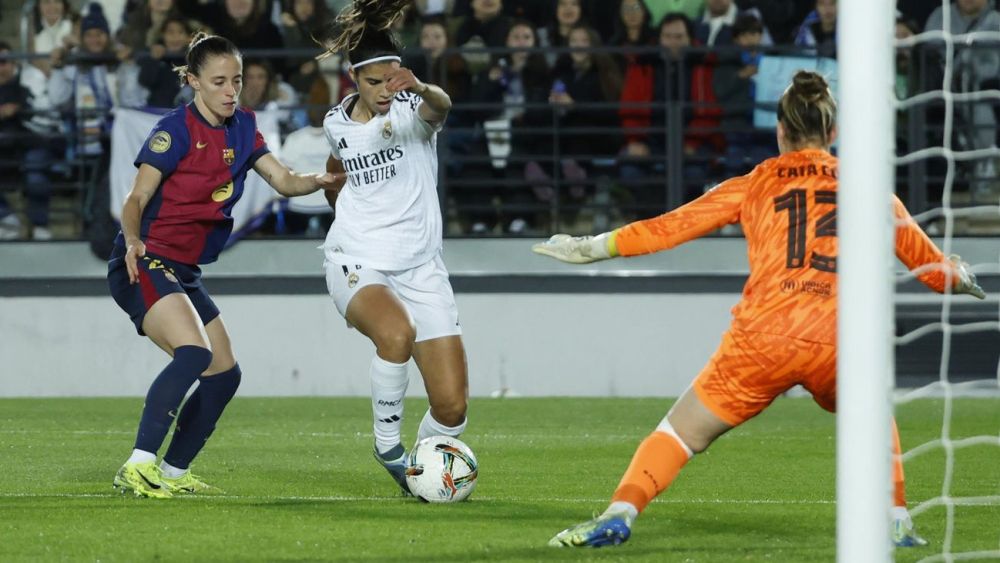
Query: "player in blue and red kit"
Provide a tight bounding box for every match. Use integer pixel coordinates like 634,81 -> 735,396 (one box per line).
108,32 -> 339,498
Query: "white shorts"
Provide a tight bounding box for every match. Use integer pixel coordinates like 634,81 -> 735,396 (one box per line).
324,254 -> 462,342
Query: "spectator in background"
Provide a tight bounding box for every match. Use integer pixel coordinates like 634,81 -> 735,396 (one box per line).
644,0 -> 705,23
178,0 -> 285,57
610,0 -> 656,54
713,13 -> 775,177
30,0 -> 77,75
696,0 -> 772,47
49,3 -> 118,158
453,0 -> 554,28
21,0 -> 74,175
547,25 -> 623,225
134,16 -> 196,108
241,59 -> 299,132
279,0 -> 330,96
925,0 -> 1000,198
407,16 -> 471,104
270,78 -> 334,236
616,0 -> 661,168
453,0 -> 513,73
119,0 -> 183,53
49,4 -> 125,247
0,43 -> 48,240
465,20 -> 551,234
620,12 -> 698,215
697,0 -> 738,46
543,0 -> 587,52
794,0 -> 837,59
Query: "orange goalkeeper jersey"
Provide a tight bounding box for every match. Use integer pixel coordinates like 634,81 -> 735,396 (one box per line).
614,148 -> 955,345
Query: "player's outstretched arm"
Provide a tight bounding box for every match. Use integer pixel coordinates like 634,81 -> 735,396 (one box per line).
254,153 -> 343,197
893,196 -> 986,299
532,232 -> 619,264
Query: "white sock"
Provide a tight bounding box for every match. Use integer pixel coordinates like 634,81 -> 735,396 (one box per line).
604,501 -> 639,525
160,460 -> 188,478
891,505 -> 911,523
127,449 -> 156,464
417,408 -> 467,442
370,355 -> 409,455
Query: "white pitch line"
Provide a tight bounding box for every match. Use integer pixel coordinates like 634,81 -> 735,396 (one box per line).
3,493 -> 995,507
0,492 -> 840,505
0,429 -> 829,442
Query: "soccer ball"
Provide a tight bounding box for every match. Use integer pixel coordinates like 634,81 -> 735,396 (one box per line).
405,436 -> 478,503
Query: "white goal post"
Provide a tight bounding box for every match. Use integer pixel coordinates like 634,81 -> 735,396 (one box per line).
836,0 -> 897,561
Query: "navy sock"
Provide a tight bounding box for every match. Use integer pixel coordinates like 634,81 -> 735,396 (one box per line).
133,345 -> 213,455
163,363 -> 241,469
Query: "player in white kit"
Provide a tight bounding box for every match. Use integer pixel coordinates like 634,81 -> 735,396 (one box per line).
319,0 -> 468,494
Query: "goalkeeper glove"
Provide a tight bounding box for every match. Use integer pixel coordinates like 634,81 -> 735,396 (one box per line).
949,255 -> 986,299
531,232 -> 619,264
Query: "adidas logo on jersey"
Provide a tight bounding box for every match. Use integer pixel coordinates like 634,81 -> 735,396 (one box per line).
338,138 -> 348,150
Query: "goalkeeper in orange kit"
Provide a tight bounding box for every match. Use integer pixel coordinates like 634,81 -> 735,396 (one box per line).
533,71 -> 986,549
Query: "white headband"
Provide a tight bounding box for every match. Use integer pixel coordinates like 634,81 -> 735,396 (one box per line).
350,55 -> 401,70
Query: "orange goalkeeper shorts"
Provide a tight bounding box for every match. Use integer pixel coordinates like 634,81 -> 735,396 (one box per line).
692,328 -> 838,426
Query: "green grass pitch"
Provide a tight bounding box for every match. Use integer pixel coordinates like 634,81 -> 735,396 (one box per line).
0,397 -> 996,561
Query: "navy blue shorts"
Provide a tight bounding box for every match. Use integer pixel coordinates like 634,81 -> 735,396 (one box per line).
108,247 -> 220,336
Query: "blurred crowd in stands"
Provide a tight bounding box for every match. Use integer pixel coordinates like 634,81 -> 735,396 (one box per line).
0,0 -> 998,242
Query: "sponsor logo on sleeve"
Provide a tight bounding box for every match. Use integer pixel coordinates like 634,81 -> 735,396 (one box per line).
149,131 -> 172,153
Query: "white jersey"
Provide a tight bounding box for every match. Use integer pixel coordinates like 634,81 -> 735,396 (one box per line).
321,92 -> 443,271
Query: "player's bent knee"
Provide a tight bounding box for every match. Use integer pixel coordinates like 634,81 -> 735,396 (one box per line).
375,328 -> 416,361
430,398 -> 467,427
176,345 -> 213,374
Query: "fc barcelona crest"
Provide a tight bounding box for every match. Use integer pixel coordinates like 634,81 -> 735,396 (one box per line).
222,148 -> 235,165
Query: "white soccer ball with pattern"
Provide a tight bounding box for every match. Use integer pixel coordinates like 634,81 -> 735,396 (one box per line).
405,436 -> 478,503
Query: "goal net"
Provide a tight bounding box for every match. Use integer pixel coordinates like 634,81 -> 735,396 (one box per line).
838,0 -> 1000,561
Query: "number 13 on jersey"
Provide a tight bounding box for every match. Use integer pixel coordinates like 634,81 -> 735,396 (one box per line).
773,188 -> 837,272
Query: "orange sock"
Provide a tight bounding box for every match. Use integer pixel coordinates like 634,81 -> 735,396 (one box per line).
611,431 -> 691,513
891,418 -> 907,507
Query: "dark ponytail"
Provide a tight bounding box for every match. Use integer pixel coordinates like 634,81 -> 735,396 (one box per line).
319,0 -> 410,68
174,32 -> 241,84
777,71 -> 837,147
